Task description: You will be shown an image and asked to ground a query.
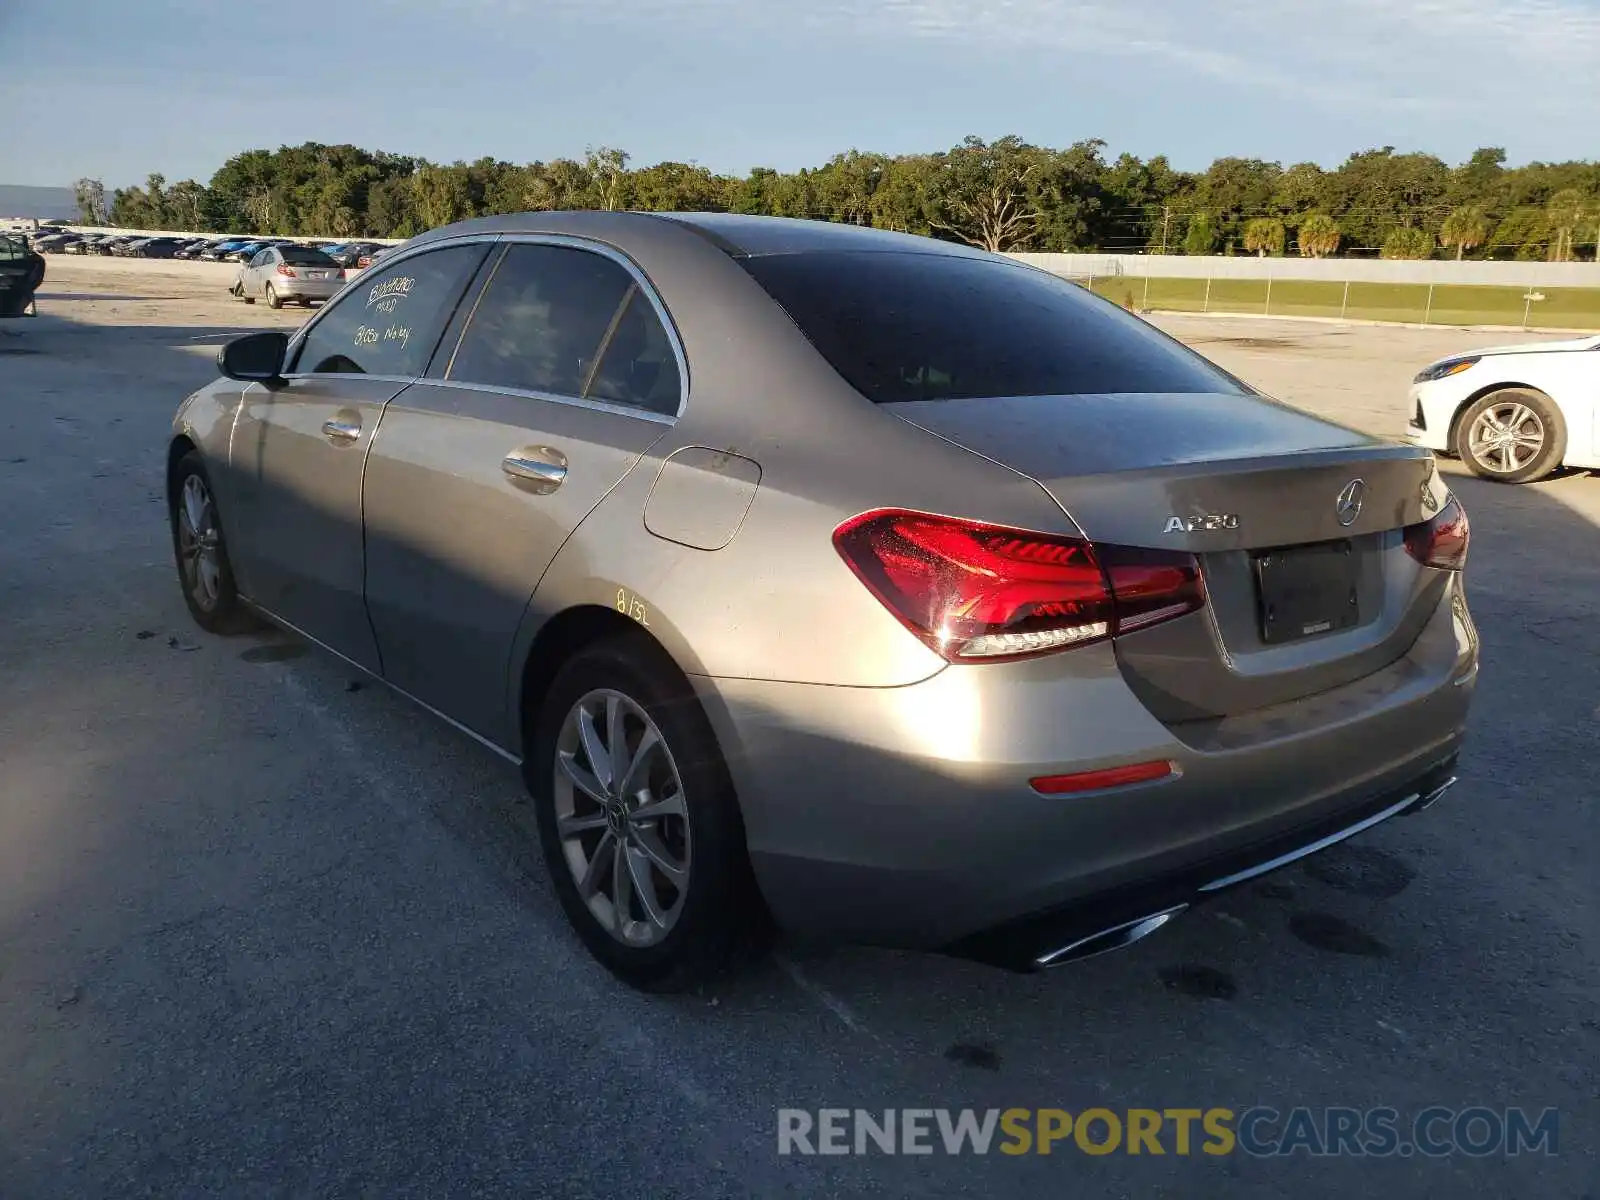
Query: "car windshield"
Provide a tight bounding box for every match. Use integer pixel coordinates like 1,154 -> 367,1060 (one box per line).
279,247 -> 338,266
0,235 -> 27,261
736,250 -> 1246,403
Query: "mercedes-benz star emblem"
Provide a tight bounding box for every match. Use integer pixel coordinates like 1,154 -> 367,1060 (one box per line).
1335,479 -> 1366,527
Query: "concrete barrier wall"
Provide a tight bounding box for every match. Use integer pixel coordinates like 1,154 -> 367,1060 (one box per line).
1007,252 -> 1600,287
21,223 -> 404,245
25,225 -> 1597,288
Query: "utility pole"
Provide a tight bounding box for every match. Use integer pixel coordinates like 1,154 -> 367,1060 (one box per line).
1158,205 -> 1172,255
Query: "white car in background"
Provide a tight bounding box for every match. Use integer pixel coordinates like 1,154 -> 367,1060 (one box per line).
1407,334 -> 1599,483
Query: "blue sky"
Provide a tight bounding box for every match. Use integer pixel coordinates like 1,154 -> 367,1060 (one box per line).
2,0 -> 1598,188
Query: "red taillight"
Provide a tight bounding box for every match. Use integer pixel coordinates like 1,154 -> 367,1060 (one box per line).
1097,544 -> 1208,633
277,264 -> 297,277
1403,497 -> 1469,571
831,509 -> 1205,663
337,268 -> 347,279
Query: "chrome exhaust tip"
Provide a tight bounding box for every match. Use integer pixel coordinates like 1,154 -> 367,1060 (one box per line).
1033,905 -> 1189,969
1409,775 -> 1458,814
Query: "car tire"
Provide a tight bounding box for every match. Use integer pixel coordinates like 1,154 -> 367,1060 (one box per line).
527,633 -> 770,992
169,451 -> 258,635
265,283 -> 282,310
1454,387 -> 1566,484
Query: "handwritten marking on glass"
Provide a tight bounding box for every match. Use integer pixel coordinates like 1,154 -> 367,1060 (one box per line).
367,276 -> 414,308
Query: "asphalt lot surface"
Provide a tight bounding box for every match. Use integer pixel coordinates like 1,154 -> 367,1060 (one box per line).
1,263 -> 1595,1198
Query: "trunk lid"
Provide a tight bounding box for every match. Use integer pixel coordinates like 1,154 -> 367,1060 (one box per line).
889,392 -> 1452,722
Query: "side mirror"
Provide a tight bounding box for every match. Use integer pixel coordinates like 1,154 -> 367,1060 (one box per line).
218,330 -> 289,386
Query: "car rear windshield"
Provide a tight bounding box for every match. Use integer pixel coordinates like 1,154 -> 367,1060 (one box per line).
735,250 -> 1245,403
280,247 -> 338,266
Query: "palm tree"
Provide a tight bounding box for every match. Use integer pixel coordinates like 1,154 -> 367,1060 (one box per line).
1243,217 -> 1285,257
1381,227 -> 1435,260
1439,206 -> 1489,260
1545,189 -> 1589,262
1297,213 -> 1340,258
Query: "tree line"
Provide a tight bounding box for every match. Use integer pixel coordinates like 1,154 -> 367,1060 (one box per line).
75,137 -> 1600,261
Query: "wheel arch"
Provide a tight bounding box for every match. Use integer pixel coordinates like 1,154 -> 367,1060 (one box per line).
512,604 -> 703,759
166,434 -> 199,507
1448,381 -> 1563,452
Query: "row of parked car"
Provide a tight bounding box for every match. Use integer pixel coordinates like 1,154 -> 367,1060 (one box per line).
25,230 -> 393,270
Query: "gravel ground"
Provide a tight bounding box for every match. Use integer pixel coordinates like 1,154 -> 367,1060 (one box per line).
0,261 -> 1595,1199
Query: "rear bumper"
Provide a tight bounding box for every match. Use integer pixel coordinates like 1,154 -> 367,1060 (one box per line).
946,754 -> 1458,970
274,278 -> 342,299
694,577 -> 1477,953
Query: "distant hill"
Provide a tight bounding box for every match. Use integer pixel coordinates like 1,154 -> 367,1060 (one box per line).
0,185 -> 78,221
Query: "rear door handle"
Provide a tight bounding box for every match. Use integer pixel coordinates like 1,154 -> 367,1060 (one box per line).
502,446 -> 568,494
322,418 -> 361,443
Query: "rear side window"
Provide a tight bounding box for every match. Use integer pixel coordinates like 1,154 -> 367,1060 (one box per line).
447,243 -> 681,414
291,243 -> 487,377
737,251 -> 1244,403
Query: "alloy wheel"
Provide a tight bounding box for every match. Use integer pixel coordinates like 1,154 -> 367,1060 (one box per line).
176,474 -> 222,611
552,689 -> 692,947
1468,401 -> 1545,474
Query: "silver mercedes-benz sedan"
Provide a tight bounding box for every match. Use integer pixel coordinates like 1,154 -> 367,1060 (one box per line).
167,212 -> 1478,991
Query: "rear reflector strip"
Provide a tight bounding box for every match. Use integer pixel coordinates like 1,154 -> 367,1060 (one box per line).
1030,760 -> 1176,795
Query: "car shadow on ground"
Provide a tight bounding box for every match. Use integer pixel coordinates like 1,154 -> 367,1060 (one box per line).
0,312 -> 1593,1198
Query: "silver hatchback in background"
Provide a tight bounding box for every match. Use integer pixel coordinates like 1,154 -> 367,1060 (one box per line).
169,212 -> 1478,992
230,244 -> 346,309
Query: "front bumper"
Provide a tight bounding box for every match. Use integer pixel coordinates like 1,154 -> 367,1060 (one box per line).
694,578 -> 1476,956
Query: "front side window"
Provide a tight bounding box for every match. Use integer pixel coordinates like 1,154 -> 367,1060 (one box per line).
447,243 -> 681,414
737,250 -> 1246,403
291,243 -> 488,377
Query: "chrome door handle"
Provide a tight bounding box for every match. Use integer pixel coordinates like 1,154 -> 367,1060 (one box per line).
502,446 -> 568,494
322,418 -> 361,443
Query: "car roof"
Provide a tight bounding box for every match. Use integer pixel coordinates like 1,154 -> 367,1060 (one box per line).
408,210 -> 994,262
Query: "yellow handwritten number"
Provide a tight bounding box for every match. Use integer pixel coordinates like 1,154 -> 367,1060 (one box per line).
615,589 -> 649,626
